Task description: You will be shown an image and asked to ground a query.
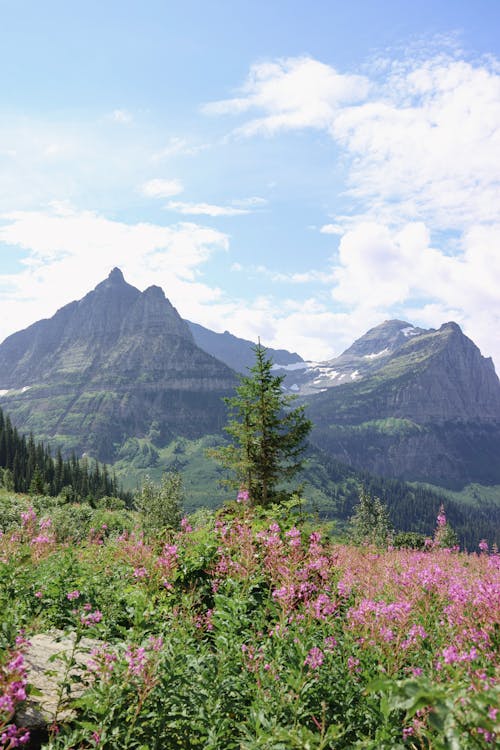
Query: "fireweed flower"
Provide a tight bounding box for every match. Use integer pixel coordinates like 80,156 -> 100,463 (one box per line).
66,590 -> 80,601
180,517 -> 193,532
304,647 -> 324,670
80,609 -> 103,626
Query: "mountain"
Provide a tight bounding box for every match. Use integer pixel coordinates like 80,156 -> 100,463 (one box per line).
187,320 -> 303,374
1,272 -> 499,494
303,320 -> 500,488
0,268 -> 237,460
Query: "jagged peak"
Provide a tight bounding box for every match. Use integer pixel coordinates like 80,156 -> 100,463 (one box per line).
439,321 -> 462,334
143,284 -> 166,300
108,267 -> 125,283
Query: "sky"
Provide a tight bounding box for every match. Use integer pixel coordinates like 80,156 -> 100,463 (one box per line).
1,0 -> 500,367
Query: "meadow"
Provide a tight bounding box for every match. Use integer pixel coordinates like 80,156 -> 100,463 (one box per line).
1,492 -> 499,749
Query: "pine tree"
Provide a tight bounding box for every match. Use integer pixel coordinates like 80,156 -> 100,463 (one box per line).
210,342 -> 312,507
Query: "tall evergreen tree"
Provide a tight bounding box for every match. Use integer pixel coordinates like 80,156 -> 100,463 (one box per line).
210,342 -> 312,507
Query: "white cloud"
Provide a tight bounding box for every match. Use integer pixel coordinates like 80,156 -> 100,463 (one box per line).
110,109 -> 133,124
328,219 -> 500,367
233,263 -> 334,284
151,137 -> 208,160
231,196 -> 267,208
204,56 -> 370,136
320,223 -> 344,235
141,178 -> 184,198
165,201 -> 250,217
205,52 -> 500,368
333,57 -> 500,229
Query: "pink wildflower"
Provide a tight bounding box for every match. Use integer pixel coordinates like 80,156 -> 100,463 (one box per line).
348,656 -> 361,673
180,517 -> 193,532
66,590 -> 80,601
80,609 -> 103,626
304,647 -> 324,670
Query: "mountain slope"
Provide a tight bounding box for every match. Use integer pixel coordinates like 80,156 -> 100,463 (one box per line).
187,320 -> 303,374
0,268 -> 237,460
304,320 -> 500,488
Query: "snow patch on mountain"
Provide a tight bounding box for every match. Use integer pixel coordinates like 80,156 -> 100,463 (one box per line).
364,348 -> 390,359
402,327 -> 419,337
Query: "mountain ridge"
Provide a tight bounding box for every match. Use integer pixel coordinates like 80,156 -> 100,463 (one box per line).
0,269 -> 499,492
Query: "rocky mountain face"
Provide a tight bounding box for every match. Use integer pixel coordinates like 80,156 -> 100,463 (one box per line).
188,320 -> 303,374
304,320 -> 500,487
0,268 -> 237,460
1,274 -> 499,491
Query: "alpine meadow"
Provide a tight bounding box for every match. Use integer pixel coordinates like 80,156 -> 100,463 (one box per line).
1,2 -> 500,748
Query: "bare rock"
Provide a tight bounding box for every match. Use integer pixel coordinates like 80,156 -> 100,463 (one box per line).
16,631 -> 100,731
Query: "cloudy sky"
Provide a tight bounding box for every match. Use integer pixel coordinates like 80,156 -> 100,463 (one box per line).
1,0 -> 500,367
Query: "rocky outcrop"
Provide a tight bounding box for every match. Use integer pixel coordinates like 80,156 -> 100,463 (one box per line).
16,632 -> 100,749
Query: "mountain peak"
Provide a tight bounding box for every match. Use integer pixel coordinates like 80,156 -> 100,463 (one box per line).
143,284 -> 165,300
108,267 -> 125,283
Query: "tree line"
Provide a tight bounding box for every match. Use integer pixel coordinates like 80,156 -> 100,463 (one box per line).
0,406 -> 125,501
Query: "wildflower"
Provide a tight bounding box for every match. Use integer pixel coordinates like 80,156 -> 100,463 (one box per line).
180,517 -> 193,532
237,488 -> 249,503
442,645 -> 459,664
324,636 -> 337,651
80,609 -> 103,626
20,508 -> 36,527
66,590 -> 80,601
304,647 -> 324,670
348,656 -> 361,673
479,539 -> 489,553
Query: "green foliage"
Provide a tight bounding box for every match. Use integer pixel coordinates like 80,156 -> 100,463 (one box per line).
0,499 -> 498,748
209,343 -> 312,507
393,531 -> 426,549
349,488 -> 393,546
134,472 -> 184,536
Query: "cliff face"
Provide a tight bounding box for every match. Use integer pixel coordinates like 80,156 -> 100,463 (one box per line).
0,269 -> 237,460
305,320 -> 500,488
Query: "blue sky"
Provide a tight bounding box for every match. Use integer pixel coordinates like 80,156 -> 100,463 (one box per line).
1,0 -> 500,366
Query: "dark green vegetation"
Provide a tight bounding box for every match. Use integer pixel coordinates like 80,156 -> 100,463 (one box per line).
0,405 -> 123,502
209,343 -> 312,506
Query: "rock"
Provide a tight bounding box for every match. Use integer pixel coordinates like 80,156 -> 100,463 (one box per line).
16,631 -> 100,733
